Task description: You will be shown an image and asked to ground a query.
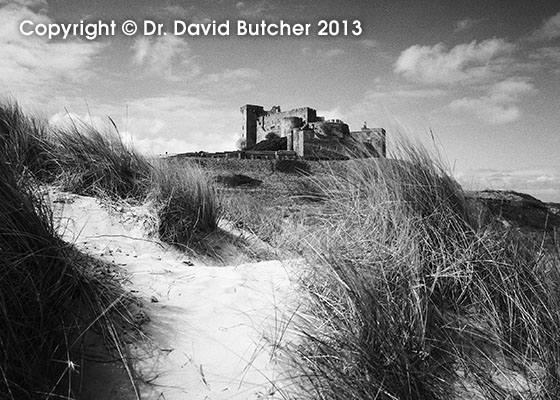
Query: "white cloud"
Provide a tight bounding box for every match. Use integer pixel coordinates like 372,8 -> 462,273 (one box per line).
236,1 -> 273,19
48,109 -> 197,156
149,5 -> 211,24
531,46 -> 560,62
0,4 -> 103,106
0,0 -> 46,7
318,106 -> 346,123
302,46 -> 345,59
340,85 -> 446,135
528,46 -> 560,75
361,86 -> 449,102
457,166 -> 560,202
531,11 -> 560,41
131,35 -> 200,80
450,97 -> 520,124
449,78 -> 535,125
206,68 -> 260,81
128,135 -> 197,157
48,111 -> 107,131
93,96 -> 241,155
45,92 -> 244,156
395,39 -> 514,84
323,48 -> 345,59
384,89 -> 448,99
454,18 -> 484,33
487,79 -> 535,101
201,68 -> 263,94
454,18 -> 482,33
358,39 -> 380,48
159,5 -> 193,19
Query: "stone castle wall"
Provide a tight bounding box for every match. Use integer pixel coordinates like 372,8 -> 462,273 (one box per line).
241,104 -> 386,159
256,107 -> 320,143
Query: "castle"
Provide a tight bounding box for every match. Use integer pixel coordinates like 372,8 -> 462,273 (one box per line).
241,104 -> 386,159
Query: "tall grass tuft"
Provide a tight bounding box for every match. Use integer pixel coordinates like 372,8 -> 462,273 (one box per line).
0,99 -> 223,397
51,121 -> 152,201
0,153 -> 68,398
0,99 -> 220,246
152,158 -> 221,247
0,100 -> 147,398
0,150 -> 138,399
0,100 -> 152,202
289,139 -> 560,399
0,100 -> 59,181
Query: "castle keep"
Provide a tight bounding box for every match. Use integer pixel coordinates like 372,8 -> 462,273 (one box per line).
241,104 -> 386,159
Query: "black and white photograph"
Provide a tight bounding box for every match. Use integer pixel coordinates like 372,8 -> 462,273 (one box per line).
1,0 -> 559,399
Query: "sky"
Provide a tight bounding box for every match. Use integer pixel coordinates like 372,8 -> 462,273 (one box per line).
1,0 -> 559,202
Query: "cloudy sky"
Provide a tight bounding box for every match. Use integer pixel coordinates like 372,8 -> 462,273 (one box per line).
1,0 -> 559,201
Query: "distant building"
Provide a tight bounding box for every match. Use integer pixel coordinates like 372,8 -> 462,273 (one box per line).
241,104 -> 385,159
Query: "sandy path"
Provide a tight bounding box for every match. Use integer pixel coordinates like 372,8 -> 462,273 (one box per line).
52,192 -> 302,400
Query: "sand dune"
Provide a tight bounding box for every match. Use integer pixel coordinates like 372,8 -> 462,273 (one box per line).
52,191 -> 302,399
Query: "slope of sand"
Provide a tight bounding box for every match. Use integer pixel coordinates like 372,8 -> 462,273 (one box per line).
51,191 -> 303,399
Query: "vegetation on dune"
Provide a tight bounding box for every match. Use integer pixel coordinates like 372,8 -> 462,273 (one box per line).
152,158 -> 221,247
0,127 -> 139,399
215,137 -> 560,399
284,140 -> 560,399
0,99 -> 221,398
0,100 -> 220,247
3,97 -> 560,400
51,122 -> 152,201
0,102 -> 152,201
0,100 -> 58,180
221,191 -> 301,250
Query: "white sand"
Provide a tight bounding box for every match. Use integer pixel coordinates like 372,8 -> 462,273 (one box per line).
52,192 -> 303,399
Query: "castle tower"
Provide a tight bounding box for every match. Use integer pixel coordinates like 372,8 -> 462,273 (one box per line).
240,105 -> 264,149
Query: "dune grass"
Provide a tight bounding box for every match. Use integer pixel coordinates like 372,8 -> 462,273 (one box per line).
0,99 -> 222,398
51,121 -> 153,201
0,100 -> 59,181
5,97 -> 559,399
0,141 -> 139,399
150,158 -> 221,248
284,141 -> 560,399
0,100 -> 152,202
0,99 -> 220,248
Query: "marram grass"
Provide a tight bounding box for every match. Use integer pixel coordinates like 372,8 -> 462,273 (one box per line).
0,99 -> 221,398
151,158 -> 221,247
283,139 -> 560,400
0,143 -> 138,399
